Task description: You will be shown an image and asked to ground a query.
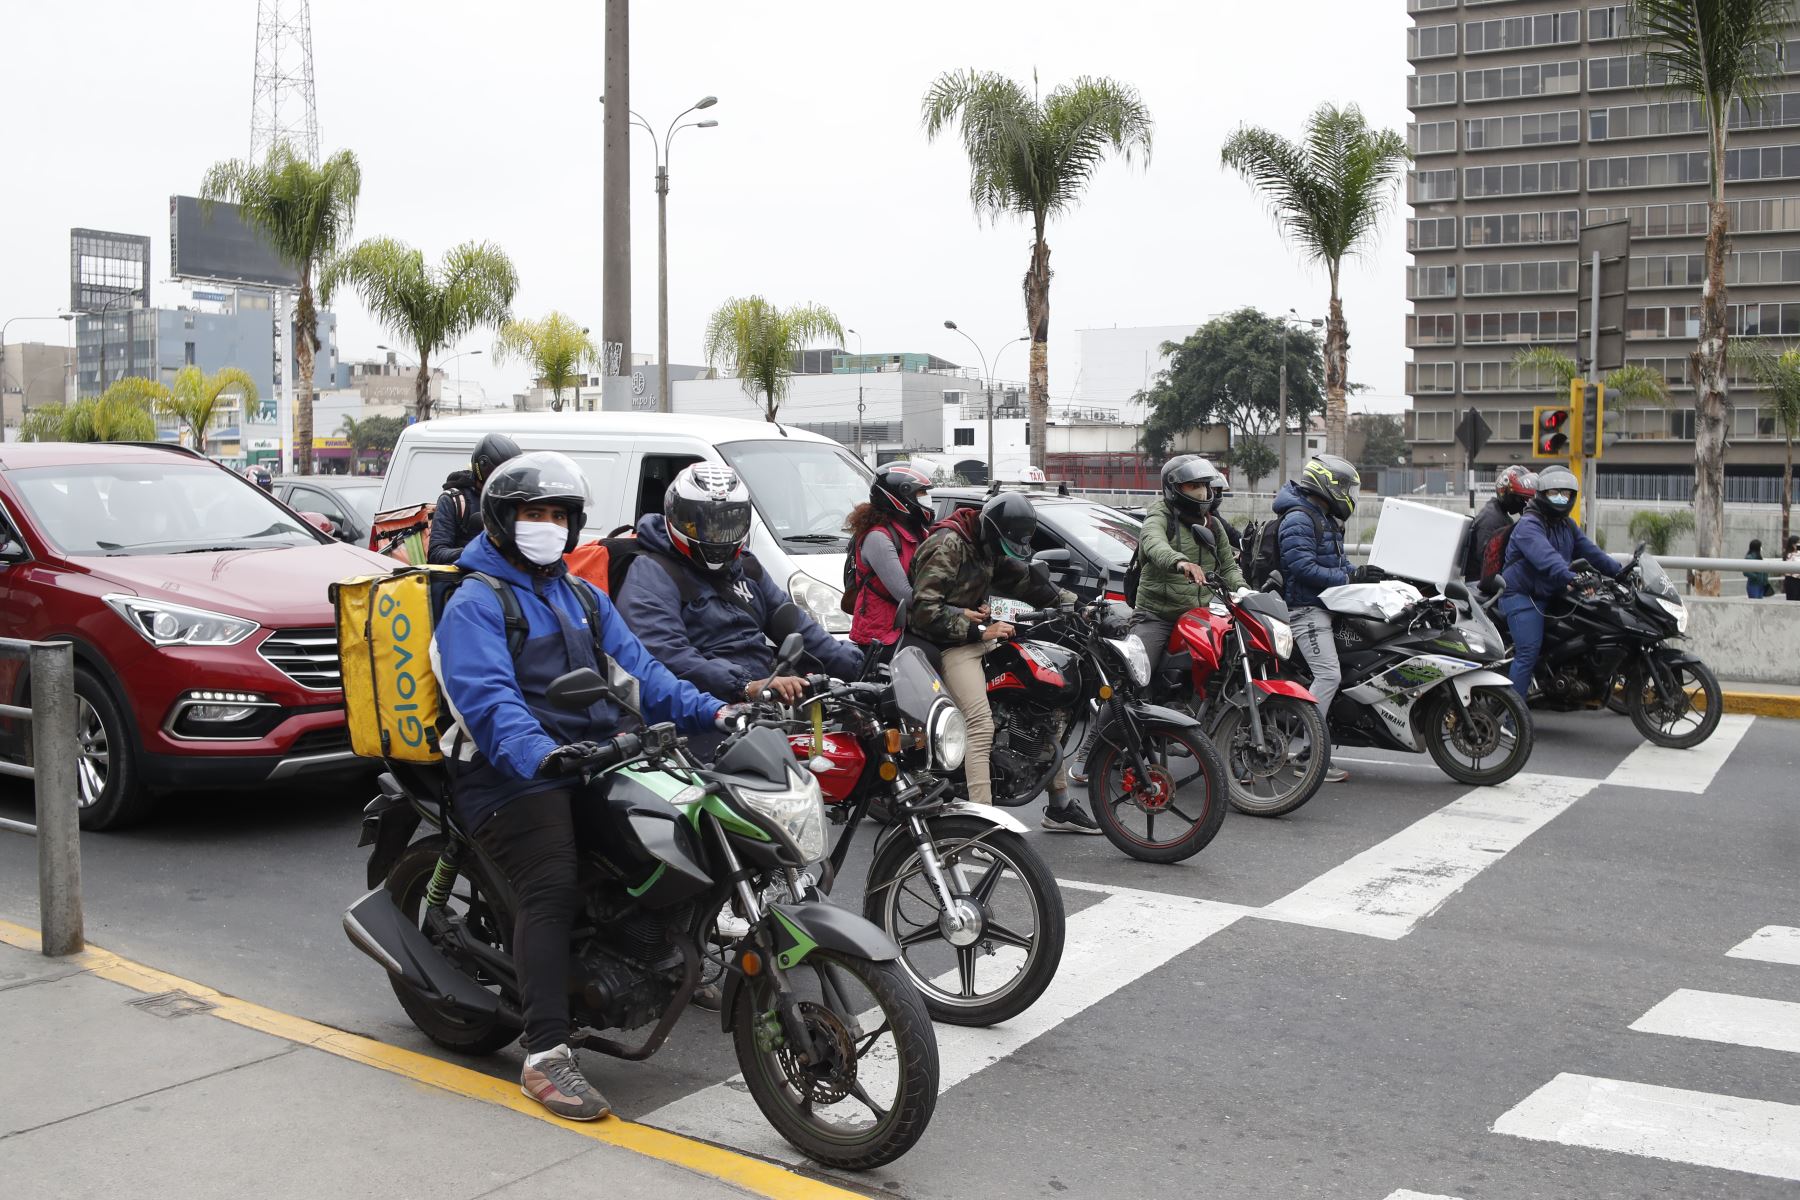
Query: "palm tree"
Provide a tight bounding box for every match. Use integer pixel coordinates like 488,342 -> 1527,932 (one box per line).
1631,0 -> 1789,594
1511,347 -> 1673,407
494,312 -> 602,412
160,366 -> 259,450
200,143 -> 361,475
320,237 -> 518,422
1629,508 -> 1697,556
1739,342 -> 1800,545
701,296 -> 844,422
19,383 -> 158,443
1221,104 -> 1409,457
922,70 -> 1154,468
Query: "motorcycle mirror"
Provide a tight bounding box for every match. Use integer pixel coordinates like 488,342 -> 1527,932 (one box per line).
1264,569 -> 1285,594
1189,523 -> 1217,551
767,602 -> 805,644
1031,548 -> 1071,565
772,631 -> 806,675
546,668 -> 611,712
1027,560 -> 1053,589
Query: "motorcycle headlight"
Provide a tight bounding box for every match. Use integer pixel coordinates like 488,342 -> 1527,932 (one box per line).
788,571 -> 851,635
104,594 -> 259,647
734,768 -> 828,863
929,703 -> 967,771
1264,617 -> 1295,661
1655,595 -> 1688,635
1106,635 -> 1150,686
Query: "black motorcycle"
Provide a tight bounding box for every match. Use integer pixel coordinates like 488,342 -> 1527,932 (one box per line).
342,639 -> 939,1171
1494,544 -> 1721,749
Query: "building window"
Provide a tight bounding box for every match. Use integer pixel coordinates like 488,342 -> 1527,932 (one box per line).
184,341 -> 196,366
1407,314 -> 1458,347
1586,151 -> 1711,190
1410,168 -> 1458,203
1724,143 -> 1800,182
1630,255 -> 1708,290
1408,0 -> 1458,10
1464,10 -> 1579,55
1408,120 -> 1458,156
1407,216 -> 1458,250
1463,259 -> 1579,296
1462,309 -> 1579,344
953,427 -> 975,446
1464,159 -> 1580,198
1589,100 -> 1705,141
1407,265 -> 1458,299
1588,5 -> 1629,41
1409,72 -> 1458,108
1464,209 -> 1580,247
1730,301 -> 1800,337
1728,248 -> 1800,285
1588,54 -> 1672,92
1409,23 -> 1458,60
1414,410 -> 1454,442
1463,361 -> 1560,392
1408,362 -> 1457,394
1465,110 -> 1581,151
1464,60 -> 1580,103
1630,357 -> 1692,390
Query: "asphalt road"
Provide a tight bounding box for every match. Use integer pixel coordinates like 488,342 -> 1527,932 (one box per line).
3,708 -> 1796,1200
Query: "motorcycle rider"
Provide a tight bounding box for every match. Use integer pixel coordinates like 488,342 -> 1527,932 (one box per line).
847,463 -> 934,661
1464,465 -> 1538,586
1497,463 -> 1624,698
430,433 -> 522,564
907,492 -> 1094,832
1207,470 -> 1247,553
1134,455 -> 1247,684
433,451 -> 737,1122
1273,454 -> 1360,783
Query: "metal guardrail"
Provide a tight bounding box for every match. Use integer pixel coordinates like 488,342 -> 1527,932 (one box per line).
0,639 -> 83,956
1341,545 -> 1800,575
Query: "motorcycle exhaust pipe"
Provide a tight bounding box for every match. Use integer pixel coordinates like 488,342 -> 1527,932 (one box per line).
342,888 -> 507,1020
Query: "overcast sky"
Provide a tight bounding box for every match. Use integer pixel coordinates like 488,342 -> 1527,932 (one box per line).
1,0 -> 1411,415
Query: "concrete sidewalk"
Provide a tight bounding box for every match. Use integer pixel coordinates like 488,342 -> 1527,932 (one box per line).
0,935 -> 861,1200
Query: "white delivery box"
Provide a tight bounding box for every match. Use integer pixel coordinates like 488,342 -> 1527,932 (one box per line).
1367,498 -> 1470,586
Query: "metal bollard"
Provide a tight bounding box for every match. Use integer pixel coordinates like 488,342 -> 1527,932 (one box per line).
30,642 -> 82,956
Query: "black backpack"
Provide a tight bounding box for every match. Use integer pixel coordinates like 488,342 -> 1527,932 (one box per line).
431,568 -> 604,661
1244,507 -> 1324,592
602,535 -> 764,617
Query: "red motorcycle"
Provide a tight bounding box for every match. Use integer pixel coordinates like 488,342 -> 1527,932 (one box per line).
1151,582 -> 1328,818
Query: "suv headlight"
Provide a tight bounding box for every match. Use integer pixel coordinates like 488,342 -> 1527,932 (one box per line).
1655,595 -> 1688,634
1263,617 -> 1295,661
734,768 -> 828,863
788,571 -> 851,634
104,595 -> 259,647
929,703 -> 967,771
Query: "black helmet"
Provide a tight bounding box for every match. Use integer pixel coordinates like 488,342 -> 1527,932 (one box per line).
665,463 -> 753,572
1532,464 -> 1579,520
245,466 -> 273,492
1161,454 -> 1219,518
480,450 -> 591,558
980,491 -> 1037,561
872,462 -> 933,528
471,433 -> 522,485
1296,453 -> 1361,522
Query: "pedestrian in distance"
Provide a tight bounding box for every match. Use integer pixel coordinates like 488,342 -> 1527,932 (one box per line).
428,433 -> 521,565
1273,454 -> 1361,783
1784,536 -> 1800,601
1745,538 -> 1772,599
845,463 -> 934,666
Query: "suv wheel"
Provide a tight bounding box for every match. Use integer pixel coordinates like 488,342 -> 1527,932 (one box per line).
72,669 -> 153,830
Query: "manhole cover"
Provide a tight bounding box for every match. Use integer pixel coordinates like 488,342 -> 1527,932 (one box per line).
128,990 -> 217,1019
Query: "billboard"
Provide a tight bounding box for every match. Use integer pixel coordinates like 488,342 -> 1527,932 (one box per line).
70,228 -> 151,313
169,196 -> 302,290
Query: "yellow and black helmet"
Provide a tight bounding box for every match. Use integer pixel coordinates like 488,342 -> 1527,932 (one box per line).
1296,454 -> 1361,522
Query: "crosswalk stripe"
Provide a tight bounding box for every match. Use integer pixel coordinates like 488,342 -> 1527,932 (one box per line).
640,889 -> 1245,1164
1493,1072 -> 1800,1182
1383,1192 -> 1464,1200
1602,714 -> 1755,794
1629,988 -> 1800,1055
1254,773 -> 1599,940
1727,926 -> 1800,967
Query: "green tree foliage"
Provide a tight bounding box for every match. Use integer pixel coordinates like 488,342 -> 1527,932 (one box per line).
922,70 -> 1153,468
1738,341 -> 1800,544
200,143 -> 361,474
1629,508 -> 1696,556
159,366 -> 259,448
321,237 -> 518,422
1510,347 -> 1672,407
337,413 -> 407,468
494,312 -> 601,412
1352,412 -> 1408,474
1221,105 -> 1408,457
702,296 -> 844,422
19,383 -> 158,443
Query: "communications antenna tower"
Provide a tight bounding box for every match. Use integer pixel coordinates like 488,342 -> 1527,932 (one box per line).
249,0 -> 319,164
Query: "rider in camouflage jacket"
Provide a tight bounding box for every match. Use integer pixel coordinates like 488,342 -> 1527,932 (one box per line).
907,507 -> 1070,645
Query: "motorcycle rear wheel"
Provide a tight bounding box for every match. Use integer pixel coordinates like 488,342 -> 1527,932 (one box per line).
1627,659 -> 1722,749
1420,686 -> 1533,787
385,837 -> 517,1056
1085,720 -> 1228,864
1211,696 -> 1329,817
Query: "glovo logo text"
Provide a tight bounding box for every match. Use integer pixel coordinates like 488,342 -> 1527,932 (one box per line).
377,590 -> 427,748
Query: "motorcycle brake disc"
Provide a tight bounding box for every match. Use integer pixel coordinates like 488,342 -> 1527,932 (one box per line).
777,1000 -> 857,1106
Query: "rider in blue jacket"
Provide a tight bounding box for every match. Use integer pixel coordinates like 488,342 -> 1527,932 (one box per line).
434,451 -> 734,1123
1273,454 -> 1360,783
1498,463 -> 1624,697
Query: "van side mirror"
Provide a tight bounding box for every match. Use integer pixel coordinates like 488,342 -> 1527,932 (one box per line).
546,668 -> 611,712
1189,523 -> 1217,551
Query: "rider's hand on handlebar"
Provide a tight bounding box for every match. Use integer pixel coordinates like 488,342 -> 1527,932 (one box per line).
1179,561 -> 1208,586
749,675 -> 808,704
541,741 -> 606,778
714,703 -> 752,732
981,620 -> 1016,642
963,604 -> 990,623
1351,564 -> 1387,584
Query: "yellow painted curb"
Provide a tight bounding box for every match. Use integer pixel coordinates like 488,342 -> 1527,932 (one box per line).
1721,691 -> 1800,719
0,919 -> 867,1200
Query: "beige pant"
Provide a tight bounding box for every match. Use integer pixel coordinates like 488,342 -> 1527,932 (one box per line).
938,641 -> 1068,807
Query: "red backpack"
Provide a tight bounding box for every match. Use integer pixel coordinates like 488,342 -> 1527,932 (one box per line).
1481,524 -> 1514,581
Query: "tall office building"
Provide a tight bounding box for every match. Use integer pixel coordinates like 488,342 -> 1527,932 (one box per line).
1405,2 -> 1800,500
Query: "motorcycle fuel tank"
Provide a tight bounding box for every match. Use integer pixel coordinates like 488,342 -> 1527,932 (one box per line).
788,733 -> 866,804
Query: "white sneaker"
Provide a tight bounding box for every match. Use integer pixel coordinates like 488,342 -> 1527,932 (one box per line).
714,902 -> 751,941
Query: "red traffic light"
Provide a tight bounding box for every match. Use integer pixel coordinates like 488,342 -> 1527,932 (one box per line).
1533,406 -> 1573,458
1543,409 -> 1568,429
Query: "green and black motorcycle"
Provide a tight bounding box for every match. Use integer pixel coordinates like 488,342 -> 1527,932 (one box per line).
342,636 -> 939,1170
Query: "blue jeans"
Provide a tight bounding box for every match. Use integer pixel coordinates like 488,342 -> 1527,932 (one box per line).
1748,581 -> 1770,599
1499,592 -> 1545,699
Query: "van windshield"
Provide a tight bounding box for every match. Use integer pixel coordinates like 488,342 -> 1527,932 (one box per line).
719,439 -> 872,551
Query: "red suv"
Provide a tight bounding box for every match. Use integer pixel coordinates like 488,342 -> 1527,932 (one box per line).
0,442 -> 393,829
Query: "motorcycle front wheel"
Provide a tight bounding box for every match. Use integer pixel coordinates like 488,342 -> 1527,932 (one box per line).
1086,719 -> 1228,864
864,815 -> 1066,1026
384,836 -> 517,1056
1211,695 -> 1329,817
1627,658 -> 1722,748
733,950 -> 939,1171
1420,686 -> 1533,786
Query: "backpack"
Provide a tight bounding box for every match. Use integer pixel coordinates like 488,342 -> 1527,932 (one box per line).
1244,506 -> 1324,592
1481,524 -> 1514,581
841,527 -> 895,615
1121,511 -> 1179,607
601,535 -> 764,617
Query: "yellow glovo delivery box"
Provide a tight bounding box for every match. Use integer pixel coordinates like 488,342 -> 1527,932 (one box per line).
332,565 -> 464,763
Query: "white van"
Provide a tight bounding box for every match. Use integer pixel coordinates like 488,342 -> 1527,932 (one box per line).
378,411 -> 872,632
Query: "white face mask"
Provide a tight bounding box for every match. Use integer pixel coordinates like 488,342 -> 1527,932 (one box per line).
513,519 -> 567,566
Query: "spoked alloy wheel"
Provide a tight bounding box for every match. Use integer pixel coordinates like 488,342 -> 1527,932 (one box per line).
1212,696 -> 1329,817
1086,720 -> 1228,864
75,695 -> 109,809
1421,686 -> 1533,786
733,950 -> 938,1170
1627,659 -> 1722,748
864,816 -> 1065,1026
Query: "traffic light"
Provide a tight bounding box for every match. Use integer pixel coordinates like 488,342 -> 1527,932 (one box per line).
1580,380 -> 1606,459
1532,405 -> 1572,458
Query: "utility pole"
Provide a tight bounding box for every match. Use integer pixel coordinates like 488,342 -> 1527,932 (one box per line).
655,161 -> 668,411
601,0 -> 631,378
1278,332 -> 1289,491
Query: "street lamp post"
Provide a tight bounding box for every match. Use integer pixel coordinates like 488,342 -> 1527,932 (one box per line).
603,94 -> 718,414
846,327 -> 865,461
945,321 -> 1027,484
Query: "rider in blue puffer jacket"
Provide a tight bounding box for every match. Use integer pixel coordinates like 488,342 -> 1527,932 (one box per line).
1272,454 -> 1360,784
1498,463 -> 1624,697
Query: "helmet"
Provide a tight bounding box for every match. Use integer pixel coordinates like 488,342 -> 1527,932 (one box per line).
665,463 -> 753,572
471,433 -> 522,485
480,450 -> 591,559
245,466 -> 273,492
871,462 -> 933,527
980,491 -> 1038,561
1161,455 -> 1218,518
1495,465 -> 1538,515
1207,467 -> 1231,517
1532,464 -> 1579,519
1296,454 -> 1360,522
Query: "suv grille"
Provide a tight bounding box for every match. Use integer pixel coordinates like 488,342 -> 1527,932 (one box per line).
260,628 -> 341,691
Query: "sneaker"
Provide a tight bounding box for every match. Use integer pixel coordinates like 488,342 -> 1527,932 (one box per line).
691,983 -> 723,1012
521,1045 -> 610,1121
714,901 -> 751,942
1042,803 -> 1102,834
1323,767 -> 1349,784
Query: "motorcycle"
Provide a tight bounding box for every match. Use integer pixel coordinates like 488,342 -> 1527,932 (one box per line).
762,644 -> 1066,1027
1147,523 -> 1328,817
1493,544 -> 1721,749
982,595 -> 1229,864
1282,572 -> 1534,787
342,637 -> 939,1171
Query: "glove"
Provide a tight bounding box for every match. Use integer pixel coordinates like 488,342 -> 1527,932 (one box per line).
715,703 -> 752,732
1351,564 -> 1387,584
541,741 -> 604,778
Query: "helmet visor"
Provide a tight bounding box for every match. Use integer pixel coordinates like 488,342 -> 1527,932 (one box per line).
674,501 -> 752,551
